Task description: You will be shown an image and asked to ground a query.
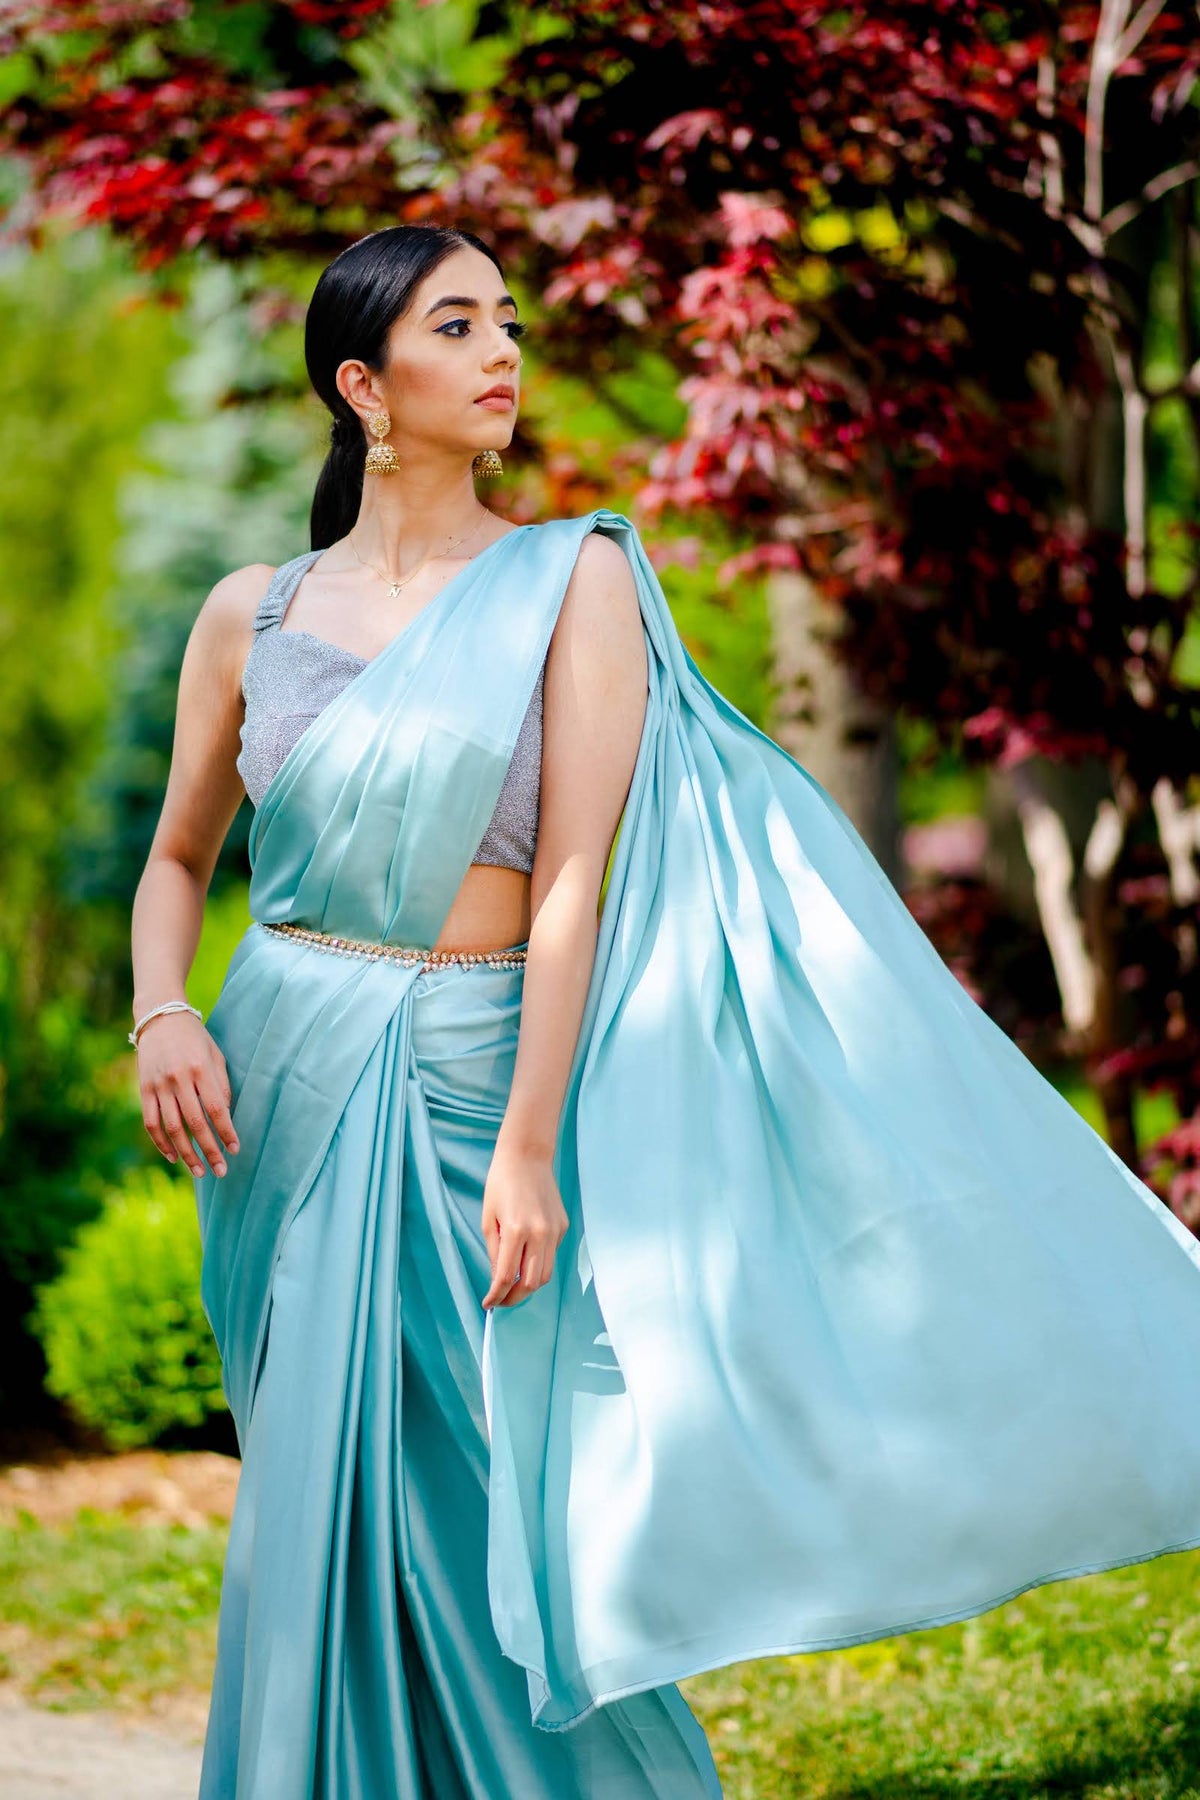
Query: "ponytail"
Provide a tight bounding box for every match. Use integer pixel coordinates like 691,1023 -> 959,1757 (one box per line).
310,409 -> 366,552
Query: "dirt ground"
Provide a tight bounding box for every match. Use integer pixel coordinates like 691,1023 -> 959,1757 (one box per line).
0,1687 -> 206,1799
0,1446 -> 239,1528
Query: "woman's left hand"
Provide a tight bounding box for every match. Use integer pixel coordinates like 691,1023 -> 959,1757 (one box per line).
480,1143 -> 569,1310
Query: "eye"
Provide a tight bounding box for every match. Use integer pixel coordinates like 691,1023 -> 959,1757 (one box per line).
438,318 -> 527,340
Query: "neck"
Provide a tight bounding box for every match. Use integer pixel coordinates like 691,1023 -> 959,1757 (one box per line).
349,464 -> 491,574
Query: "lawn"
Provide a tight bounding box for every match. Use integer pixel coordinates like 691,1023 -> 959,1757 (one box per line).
0,1509 -> 225,1721
2,1504 -> 1198,1796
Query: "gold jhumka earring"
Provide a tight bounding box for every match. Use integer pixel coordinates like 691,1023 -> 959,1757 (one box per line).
471,450 -> 504,478
364,411 -> 399,475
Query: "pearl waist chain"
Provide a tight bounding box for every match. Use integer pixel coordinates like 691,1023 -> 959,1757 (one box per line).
257,919 -> 529,972
129,923 -> 530,1050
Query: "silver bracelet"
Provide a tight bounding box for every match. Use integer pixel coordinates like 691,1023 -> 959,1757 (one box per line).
128,999 -> 204,1048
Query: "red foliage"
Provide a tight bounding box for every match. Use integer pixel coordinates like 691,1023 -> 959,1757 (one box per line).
3,0 -> 1198,1196
3,39 -> 409,263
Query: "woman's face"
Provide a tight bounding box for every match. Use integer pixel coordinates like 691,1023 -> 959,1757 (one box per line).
350,243 -> 524,457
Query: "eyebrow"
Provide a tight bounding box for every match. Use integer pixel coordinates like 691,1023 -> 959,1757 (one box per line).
421,293 -> 519,318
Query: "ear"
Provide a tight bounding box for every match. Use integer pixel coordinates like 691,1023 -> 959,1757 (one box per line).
335,357 -> 380,417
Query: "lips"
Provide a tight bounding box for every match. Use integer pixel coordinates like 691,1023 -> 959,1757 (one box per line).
475,385 -> 515,403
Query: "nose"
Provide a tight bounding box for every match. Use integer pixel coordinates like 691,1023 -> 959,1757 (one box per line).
485,328 -> 519,372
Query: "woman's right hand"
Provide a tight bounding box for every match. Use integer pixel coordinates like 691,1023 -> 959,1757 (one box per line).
136,1012 -> 240,1179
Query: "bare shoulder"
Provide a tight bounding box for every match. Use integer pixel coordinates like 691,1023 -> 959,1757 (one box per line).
573,528 -> 632,582
546,528 -> 646,724
196,562 -> 278,634
184,562 -> 278,689
557,528 -> 640,643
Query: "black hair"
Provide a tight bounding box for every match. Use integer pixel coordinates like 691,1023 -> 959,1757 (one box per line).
304,224 -> 506,550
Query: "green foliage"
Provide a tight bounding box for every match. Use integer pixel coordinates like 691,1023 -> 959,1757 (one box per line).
897,713 -> 988,825
662,546 -> 774,729
0,230 -> 188,1422
70,255 -> 322,908
0,961 -> 146,1426
344,0 -> 568,147
175,0 -> 286,79
30,1166 -> 227,1451
0,230 -> 183,933
188,881 -> 254,1020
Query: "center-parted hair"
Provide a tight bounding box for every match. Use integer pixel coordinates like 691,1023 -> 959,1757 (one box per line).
304,224 -> 504,550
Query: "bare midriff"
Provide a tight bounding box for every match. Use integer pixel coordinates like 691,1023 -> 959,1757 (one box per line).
433,862 -> 532,954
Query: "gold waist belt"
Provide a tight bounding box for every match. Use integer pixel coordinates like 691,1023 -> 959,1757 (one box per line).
257,920 -> 528,972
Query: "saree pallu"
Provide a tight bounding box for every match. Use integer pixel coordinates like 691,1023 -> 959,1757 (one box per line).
196,511 -> 1200,1796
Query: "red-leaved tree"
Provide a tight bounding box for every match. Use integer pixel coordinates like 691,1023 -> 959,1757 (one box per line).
2,0 -> 1197,1213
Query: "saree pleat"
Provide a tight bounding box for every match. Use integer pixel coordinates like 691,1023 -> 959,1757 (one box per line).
201,963 -> 720,1797
197,509 -> 1200,1795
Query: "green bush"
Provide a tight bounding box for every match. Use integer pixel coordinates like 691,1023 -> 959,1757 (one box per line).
30,1166 -> 227,1450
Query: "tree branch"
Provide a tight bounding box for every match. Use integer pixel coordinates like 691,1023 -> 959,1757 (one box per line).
1085,0 -> 1129,225
1010,763 -> 1097,1035
1114,0 -> 1170,67
1103,160 -> 1200,240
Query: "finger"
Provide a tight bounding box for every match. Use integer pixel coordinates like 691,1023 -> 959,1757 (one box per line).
157,1093 -> 207,1179
141,1095 -> 179,1165
175,1085 -> 229,1177
519,1247 -> 550,1293
482,1241 -> 526,1310
500,1247 -> 554,1307
199,1080 -> 240,1156
483,1263 -> 521,1310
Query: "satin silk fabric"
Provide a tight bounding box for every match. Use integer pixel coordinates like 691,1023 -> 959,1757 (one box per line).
481,510 -> 1200,1729
194,521 -> 723,1797
195,508 -> 1200,1794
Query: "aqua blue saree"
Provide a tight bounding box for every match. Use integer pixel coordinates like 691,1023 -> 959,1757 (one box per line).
196,510 -> 1200,1798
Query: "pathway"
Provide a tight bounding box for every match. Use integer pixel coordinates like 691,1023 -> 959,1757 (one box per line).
0,1688 -> 203,1799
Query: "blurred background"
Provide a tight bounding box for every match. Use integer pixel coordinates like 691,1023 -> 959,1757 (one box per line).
0,3 -> 1198,1795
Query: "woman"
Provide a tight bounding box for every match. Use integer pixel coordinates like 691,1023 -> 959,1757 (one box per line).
131,226 -> 1200,1799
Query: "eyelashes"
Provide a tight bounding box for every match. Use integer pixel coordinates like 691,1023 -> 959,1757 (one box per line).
438,319 -> 527,341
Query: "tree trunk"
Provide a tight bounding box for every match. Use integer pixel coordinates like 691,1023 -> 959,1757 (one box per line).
764,563 -> 906,890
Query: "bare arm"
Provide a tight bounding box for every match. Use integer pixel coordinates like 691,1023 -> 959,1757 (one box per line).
130,563 -> 274,1177
481,530 -> 648,1308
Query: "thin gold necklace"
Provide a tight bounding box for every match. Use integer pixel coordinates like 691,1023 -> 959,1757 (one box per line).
347,509 -> 490,600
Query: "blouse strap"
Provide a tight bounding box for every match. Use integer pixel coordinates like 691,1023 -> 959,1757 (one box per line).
251,550 -> 325,633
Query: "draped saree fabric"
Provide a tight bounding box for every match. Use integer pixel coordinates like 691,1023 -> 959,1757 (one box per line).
196,509 -> 1200,1795
482,511 -> 1200,1732
194,521 -> 723,1798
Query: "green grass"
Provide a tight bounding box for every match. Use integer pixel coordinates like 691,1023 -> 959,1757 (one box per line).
684,1543 -> 1200,1797
0,1508 -> 226,1713
4,1508 -> 1200,1796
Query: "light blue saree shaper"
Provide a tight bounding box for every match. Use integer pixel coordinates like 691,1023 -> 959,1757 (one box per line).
195,518 -> 724,1797
483,508 -> 1200,1731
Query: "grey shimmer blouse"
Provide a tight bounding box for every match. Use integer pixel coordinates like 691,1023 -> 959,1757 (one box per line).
236,550 -> 544,873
